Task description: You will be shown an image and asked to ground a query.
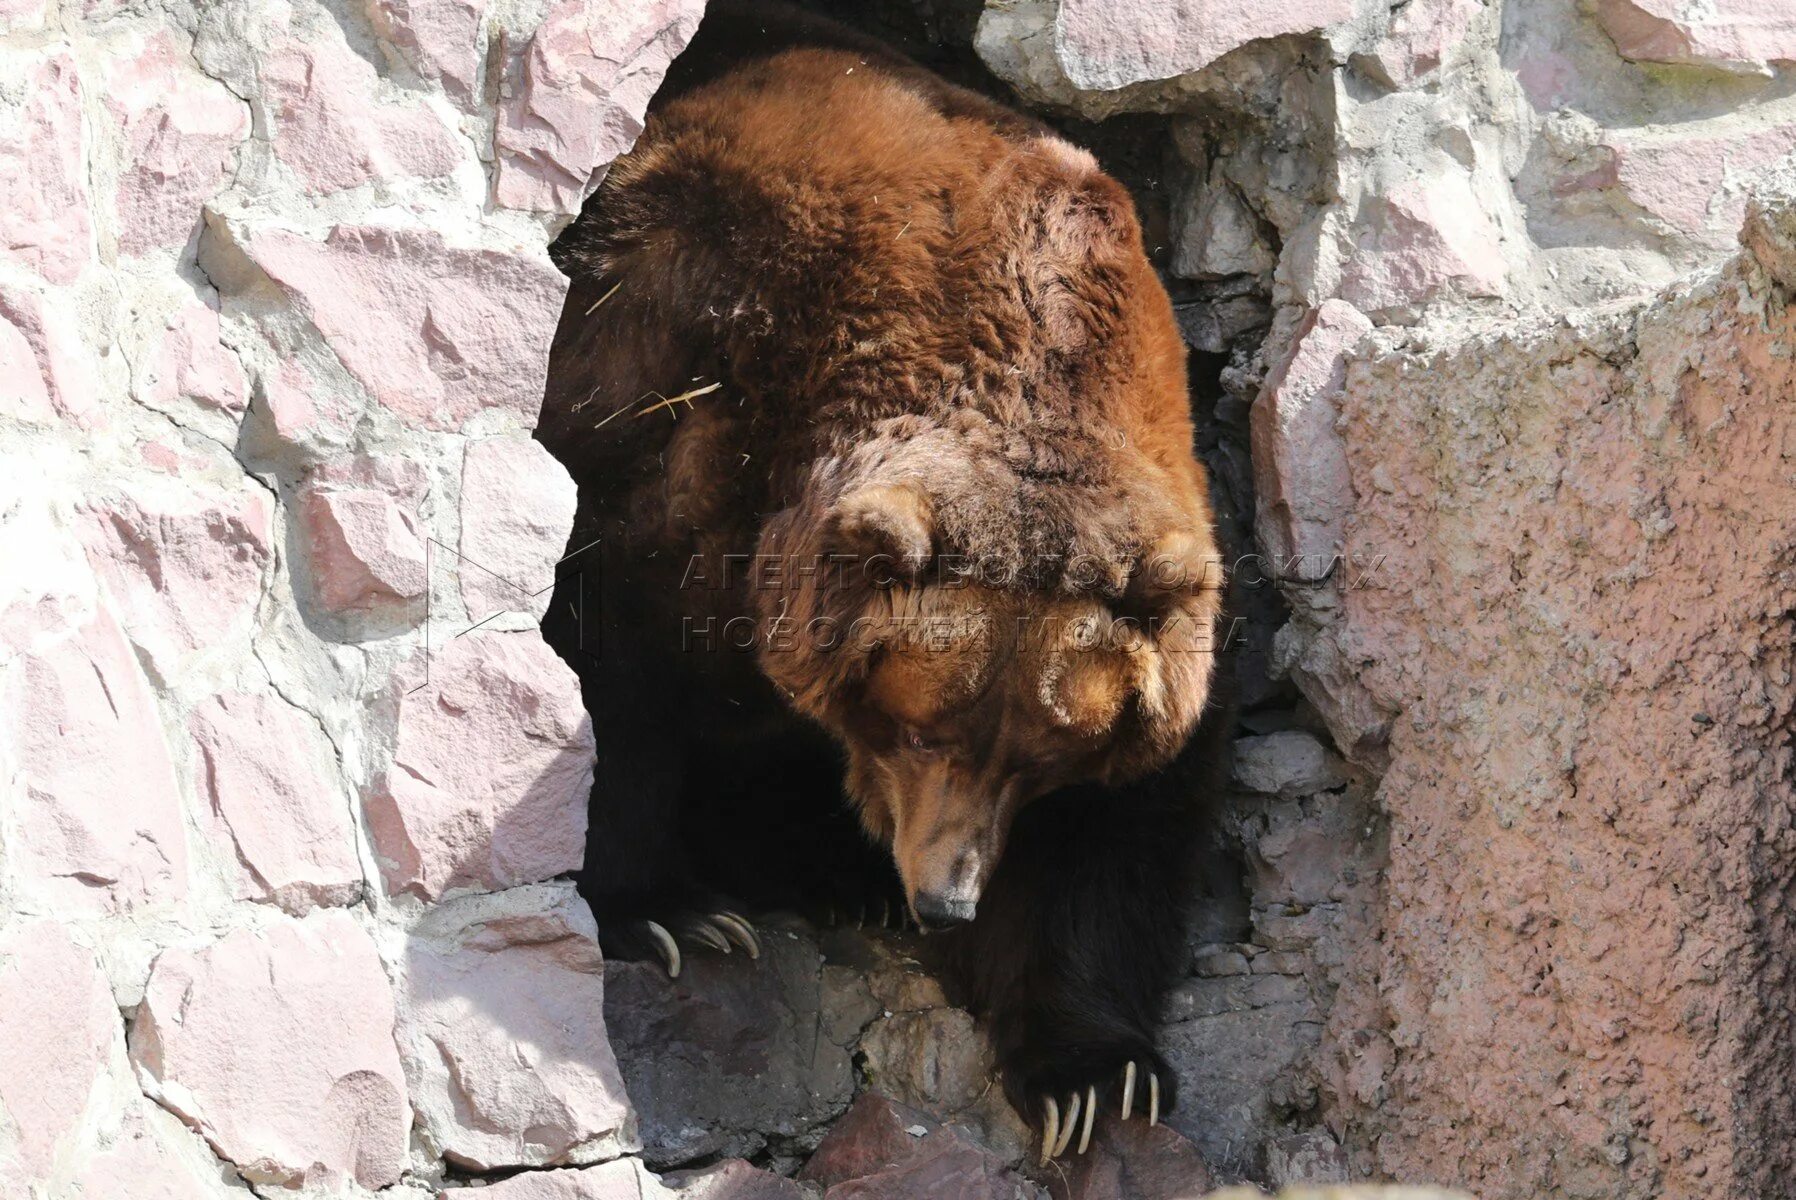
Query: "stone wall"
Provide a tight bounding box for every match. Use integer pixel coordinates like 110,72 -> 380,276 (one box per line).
0,1 -> 702,1195
3,0 -> 1795,1198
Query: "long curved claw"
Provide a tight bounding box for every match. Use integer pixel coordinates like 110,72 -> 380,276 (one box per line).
1121,1060 -> 1138,1121
1148,1070 -> 1160,1127
688,921 -> 731,954
712,911 -> 761,959
1039,1095 -> 1060,1166
1077,1084 -> 1096,1154
1052,1091 -> 1080,1158
644,920 -> 681,979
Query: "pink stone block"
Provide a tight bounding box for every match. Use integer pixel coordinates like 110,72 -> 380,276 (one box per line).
260,356 -> 357,451
1604,123 -> 1796,237
494,0 -> 705,213
263,28 -> 461,194
0,922 -> 119,1186
242,223 -> 567,430
1592,0 -> 1796,72
137,297 -> 248,418
190,691 -> 362,913
9,607 -> 188,914
453,1159 -> 670,1199
298,467 -> 428,619
1366,0 -> 1485,87
130,911 -> 411,1189
0,53 -> 91,284
0,284 -> 101,426
80,481 -> 274,681
367,630 -> 593,899
398,891 -> 633,1167
460,437 -> 577,624
70,1106 -> 239,1200
1340,177 -> 1507,315
1251,299 -> 1372,580
105,33 -> 248,256
1054,0 -> 1356,90
369,0 -> 488,107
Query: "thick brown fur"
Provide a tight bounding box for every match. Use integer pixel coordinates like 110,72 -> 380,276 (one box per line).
539,0 -> 1227,1138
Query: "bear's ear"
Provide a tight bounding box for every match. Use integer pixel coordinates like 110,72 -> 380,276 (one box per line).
831,483 -> 935,581
1122,528 -> 1222,617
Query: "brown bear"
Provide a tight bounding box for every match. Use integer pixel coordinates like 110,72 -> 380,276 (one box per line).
538,0 -> 1228,1162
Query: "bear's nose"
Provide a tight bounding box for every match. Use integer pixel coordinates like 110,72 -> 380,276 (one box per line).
912,891 -> 977,930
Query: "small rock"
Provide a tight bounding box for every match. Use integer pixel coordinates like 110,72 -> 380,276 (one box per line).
9,607 -> 189,914
395,886 -> 634,1169
1232,731 -> 1349,796
495,0 -> 705,213
136,297 -> 248,419
1052,0 -> 1355,90
0,53 -> 91,284
859,1006 -> 994,1115
0,283 -> 100,426
1250,300 -> 1371,582
262,25 -> 460,194
800,1093 -> 1027,1200
0,922 -> 120,1186
105,32 -> 247,254
1193,950 -> 1251,977
367,0 -> 488,107
460,436 -> 578,625
664,1157 -> 813,1198
365,629 -> 593,899
1262,1129 -> 1350,1187
130,910 -> 410,1189
296,461 -> 428,622
1590,0 -> 1796,73
189,690 -> 362,913
1339,176 -> 1507,317
1047,1116 -> 1214,1200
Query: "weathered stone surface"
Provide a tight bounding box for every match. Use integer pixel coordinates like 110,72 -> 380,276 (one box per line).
1250,300 -> 1370,581
263,26 -> 460,194
366,629 -> 593,899
0,53 -> 90,284
79,480 -> 273,681
1053,0 -> 1355,90
663,1158 -> 813,1199
295,457 -> 427,622
396,887 -> 634,1169
0,922 -> 119,1187
460,436 -> 578,624
1302,243 -> 1796,1196
494,0 -> 705,213
1598,121 -> 1796,239
1173,175 -> 1275,280
1047,1117 -> 1214,1200
258,356 -> 356,452
189,690 -> 361,913
70,1104 -> 245,1200
1362,0 -> 1484,87
858,1007 -> 993,1116
136,297 -> 248,419
368,0 -> 487,106
605,921 -> 862,1167
233,222 -> 568,430
1339,178 -> 1507,317
130,911 -> 410,1189
1261,1130 -> 1350,1188
800,1093 -> 1029,1200
9,607 -> 188,914
450,1158 -> 673,1199
1231,731 -> 1348,797
105,33 -> 247,255
0,283 -> 100,425
1591,0 -> 1796,72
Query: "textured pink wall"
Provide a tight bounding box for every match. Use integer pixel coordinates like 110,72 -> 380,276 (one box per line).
0,1 -> 700,1193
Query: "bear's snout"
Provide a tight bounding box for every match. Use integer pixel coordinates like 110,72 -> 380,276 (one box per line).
912,889 -> 977,930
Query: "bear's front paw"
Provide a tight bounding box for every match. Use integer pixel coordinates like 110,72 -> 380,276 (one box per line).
595,902 -> 761,979
1004,1041 -> 1175,1163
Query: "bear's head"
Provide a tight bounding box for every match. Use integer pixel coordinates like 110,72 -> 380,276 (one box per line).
755,462 -> 1221,929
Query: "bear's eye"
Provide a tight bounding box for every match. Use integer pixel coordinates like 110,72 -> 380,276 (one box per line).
904,727 -> 941,754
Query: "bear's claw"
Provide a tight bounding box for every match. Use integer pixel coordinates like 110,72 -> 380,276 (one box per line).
1036,1062 -> 1160,1164
637,911 -> 762,978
